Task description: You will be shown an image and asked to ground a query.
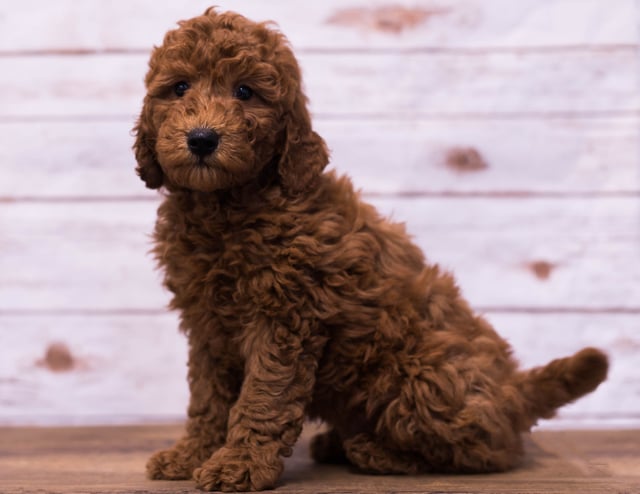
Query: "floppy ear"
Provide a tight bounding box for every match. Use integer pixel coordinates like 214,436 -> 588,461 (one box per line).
278,92 -> 329,195
133,96 -> 164,189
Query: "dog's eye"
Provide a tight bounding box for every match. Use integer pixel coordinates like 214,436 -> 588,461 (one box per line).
173,81 -> 190,97
233,85 -> 253,101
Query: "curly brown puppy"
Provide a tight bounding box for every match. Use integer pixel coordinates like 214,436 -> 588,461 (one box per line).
133,8 -> 608,492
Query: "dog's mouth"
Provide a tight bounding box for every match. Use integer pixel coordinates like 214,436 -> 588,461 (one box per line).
193,154 -> 214,168
156,120 -> 259,192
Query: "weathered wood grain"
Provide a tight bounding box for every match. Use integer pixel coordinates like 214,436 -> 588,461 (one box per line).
1,117 -> 637,198
0,198 -> 637,311
0,0 -> 637,52
1,49 -> 638,119
0,314 -> 636,425
3,426 -> 640,492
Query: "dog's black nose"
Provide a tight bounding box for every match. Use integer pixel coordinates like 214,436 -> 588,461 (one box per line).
187,128 -> 219,157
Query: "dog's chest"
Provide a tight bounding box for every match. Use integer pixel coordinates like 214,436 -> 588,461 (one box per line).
154,198 -> 298,318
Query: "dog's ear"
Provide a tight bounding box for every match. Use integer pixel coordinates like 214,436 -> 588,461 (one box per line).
278,92 -> 329,195
133,97 -> 164,189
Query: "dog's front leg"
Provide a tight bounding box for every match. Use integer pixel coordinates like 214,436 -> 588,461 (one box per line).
147,337 -> 241,480
194,318 -> 320,492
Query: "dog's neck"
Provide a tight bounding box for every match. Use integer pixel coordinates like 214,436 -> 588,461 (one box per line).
160,161 -> 289,230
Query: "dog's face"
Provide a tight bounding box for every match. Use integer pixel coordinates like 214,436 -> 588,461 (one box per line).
134,9 -> 328,194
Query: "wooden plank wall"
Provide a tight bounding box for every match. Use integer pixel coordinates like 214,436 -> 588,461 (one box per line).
0,0 -> 638,427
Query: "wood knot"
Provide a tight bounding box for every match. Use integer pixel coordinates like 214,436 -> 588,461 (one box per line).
445,147 -> 489,173
40,342 -> 75,372
327,6 -> 448,34
528,261 -> 557,280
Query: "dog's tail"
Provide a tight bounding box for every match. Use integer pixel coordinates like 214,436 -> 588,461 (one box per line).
515,347 -> 608,423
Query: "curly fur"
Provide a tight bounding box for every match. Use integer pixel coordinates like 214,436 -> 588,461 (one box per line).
133,8 -> 609,492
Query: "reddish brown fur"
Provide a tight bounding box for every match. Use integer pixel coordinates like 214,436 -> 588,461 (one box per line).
133,9 -> 609,492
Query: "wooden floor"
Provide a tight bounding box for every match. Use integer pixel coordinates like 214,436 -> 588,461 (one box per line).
0,424 -> 638,493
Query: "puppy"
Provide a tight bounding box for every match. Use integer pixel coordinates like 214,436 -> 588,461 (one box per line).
133,8 -> 608,492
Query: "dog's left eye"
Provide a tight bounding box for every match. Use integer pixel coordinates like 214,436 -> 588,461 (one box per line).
173,81 -> 190,97
233,85 -> 253,101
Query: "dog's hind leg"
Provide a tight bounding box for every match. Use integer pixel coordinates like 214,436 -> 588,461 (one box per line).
342,433 -> 424,474
370,358 -> 528,474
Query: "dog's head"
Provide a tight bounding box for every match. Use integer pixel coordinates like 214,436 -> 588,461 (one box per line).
133,9 -> 328,194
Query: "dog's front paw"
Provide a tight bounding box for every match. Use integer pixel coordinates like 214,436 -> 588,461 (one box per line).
194,446 -> 283,492
147,440 -> 211,480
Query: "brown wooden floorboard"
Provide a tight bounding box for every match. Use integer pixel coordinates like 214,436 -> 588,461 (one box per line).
0,424 -> 638,493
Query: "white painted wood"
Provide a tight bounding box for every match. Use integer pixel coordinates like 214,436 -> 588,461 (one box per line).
0,313 -> 635,426
375,196 -> 640,311
0,198 -> 637,311
0,314 -> 188,424
324,117 -> 640,195
303,50 -> 639,117
0,201 -> 163,312
0,0 -> 636,52
0,120 -> 145,199
0,0 -> 637,428
2,117 -> 636,198
1,49 -> 638,119
0,55 -> 145,118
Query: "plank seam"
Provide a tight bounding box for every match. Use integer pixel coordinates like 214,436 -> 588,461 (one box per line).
0,44 -> 638,57
1,307 -> 638,316
2,191 -> 639,203
2,111 -> 639,123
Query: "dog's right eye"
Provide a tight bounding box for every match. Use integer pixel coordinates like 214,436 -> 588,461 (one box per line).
173,81 -> 190,97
